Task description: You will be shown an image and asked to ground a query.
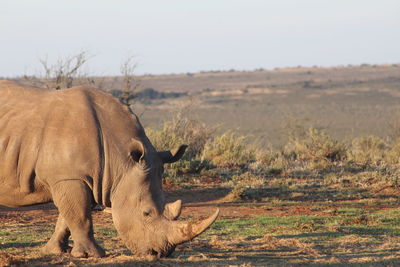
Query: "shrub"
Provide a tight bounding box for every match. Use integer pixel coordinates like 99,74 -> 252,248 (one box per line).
386,142 -> 400,165
147,115 -> 213,159
253,150 -> 286,175
147,115 -> 214,179
348,135 -> 386,168
283,127 -> 346,170
203,133 -> 255,168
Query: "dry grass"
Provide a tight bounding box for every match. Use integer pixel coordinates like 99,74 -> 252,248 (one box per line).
253,235 -> 321,257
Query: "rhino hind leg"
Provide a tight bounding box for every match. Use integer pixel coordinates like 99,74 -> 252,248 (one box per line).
41,215 -> 71,254
51,180 -> 105,258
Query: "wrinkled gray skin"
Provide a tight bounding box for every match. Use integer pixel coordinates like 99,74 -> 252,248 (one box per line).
0,80 -> 218,258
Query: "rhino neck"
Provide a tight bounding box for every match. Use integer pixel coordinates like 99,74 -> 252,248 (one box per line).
110,172 -> 142,248
88,124 -> 131,208
96,138 -> 133,208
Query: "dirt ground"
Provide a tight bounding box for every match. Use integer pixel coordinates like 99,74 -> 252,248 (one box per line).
2,181 -> 400,267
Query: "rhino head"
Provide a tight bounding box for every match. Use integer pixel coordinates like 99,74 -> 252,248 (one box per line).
110,141 -> 219,258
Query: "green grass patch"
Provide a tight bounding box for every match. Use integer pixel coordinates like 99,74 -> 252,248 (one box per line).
206,207 -> 400,245
0,223 -> 52,252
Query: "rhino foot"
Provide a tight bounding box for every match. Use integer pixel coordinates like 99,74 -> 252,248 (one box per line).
71,242 -> 105,258
41,241 -> 71,255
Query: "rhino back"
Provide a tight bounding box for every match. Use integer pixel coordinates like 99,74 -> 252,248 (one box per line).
0,81 -> 147,206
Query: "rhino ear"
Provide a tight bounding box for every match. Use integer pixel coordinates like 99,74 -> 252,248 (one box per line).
129,139 -> 145,162
158,145 -> 188,164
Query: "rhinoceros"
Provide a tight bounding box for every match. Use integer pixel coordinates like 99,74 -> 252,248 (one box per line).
0,80 -> 219,258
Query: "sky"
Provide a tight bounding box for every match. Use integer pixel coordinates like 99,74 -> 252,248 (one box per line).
1,0 -> 399,77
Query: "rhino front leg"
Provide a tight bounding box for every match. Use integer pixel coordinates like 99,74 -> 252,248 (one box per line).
51,180 -> 105,258
41,215 -> 71,254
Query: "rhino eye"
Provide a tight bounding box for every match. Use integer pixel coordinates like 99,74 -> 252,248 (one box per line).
131,150 -> 142,162
143,209 -> 152,217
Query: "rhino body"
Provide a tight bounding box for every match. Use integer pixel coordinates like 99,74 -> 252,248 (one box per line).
0,80 -> 218,258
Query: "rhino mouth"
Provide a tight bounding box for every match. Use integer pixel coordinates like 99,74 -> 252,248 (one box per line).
147,244 -> 176,258
148,249 -> 160,257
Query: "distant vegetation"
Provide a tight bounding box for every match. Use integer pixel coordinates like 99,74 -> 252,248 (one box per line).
111,88 -> 187,105
134,63 -> 400,150
145,110 -> 400,201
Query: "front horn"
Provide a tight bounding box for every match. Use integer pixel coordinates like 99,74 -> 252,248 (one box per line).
168,209 -> 220,245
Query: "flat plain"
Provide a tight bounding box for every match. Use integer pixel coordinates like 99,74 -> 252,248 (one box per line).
135,64 -> 400,147
2,64 -> 400,266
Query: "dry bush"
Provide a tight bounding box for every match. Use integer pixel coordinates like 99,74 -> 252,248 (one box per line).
203,133 -> 255,168
22,51 -> 109,91
23,52 -> 140,106
348,135 -> 386,168
253,149 -> 287,175
283,127 -> 346,170
36,51 -> 91,90
385,139 -> 400,165
118,56 -> 141,108
386,117 -> 400,143
148,116 -> 214,159
147,112 -> 215,179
